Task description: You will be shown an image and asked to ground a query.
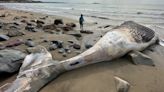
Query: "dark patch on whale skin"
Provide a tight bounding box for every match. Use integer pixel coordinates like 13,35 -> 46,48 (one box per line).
115,21 -> 155,43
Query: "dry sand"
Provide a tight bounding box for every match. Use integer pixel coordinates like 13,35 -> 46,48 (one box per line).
0,7 -> 164,92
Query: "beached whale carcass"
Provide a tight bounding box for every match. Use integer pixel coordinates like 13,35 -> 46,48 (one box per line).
2,21 -> 158,92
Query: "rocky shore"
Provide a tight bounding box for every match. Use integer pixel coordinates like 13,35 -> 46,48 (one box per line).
0,7 -> 164,92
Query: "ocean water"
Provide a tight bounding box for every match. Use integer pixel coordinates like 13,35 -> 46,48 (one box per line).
0,0 -> 164,26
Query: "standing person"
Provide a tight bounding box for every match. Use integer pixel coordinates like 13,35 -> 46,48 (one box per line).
79,14 -> 84,30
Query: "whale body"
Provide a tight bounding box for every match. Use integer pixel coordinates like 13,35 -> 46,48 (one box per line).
3,21 -> 158,92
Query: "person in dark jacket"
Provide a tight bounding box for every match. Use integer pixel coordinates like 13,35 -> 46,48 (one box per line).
79,14 -> 84,30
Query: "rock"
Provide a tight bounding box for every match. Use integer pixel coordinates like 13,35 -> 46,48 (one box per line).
25,26 -> 39,32
51,40 -> 63,48
137,12 -> 143,14
49,44 -> 57,51
30,19 -> 36,22
37,23 -> 43,28
0,14 -> 5,17
43,24 -> 56,30
73,44 -> 81,50
62,26 -> 72,31
0,35 -> 10,41
67,50 -> 71,53
21,16 -> 27,18
0,23 -> 3,29
67,40 -> 74,44
129,51 -> 155,66
26,46 -> 45,54
13,16 -> 20,20
9,25 -> 19,29
40,16 -> 48,20
6,39 -> 24,47
13,22 -> 20,26
0,43 -> 6,50
114,76 -> 130,92
66,23 -> 76,27
21,19 -> 27,23
44,30 -> 55,34
36,20 -> 45,24
56,28 -> 62,32
7,30 -> 25,37
68,32 -> 82,37
85,44 -> 93,49
25,40 -> 35,47
64,45 -> 70,52
62,52 -> 67,57
43,39 -> 49,42
54,19 -> 63,25
80,30 -> 93,34
104,25 -> 111,28
0,49 -> 26,73
58,48 -> 65,53
75,51 -> 81,54
26,22 -> 35,26
93,22 -> 98,24
36,20 -> 44,28
25,25 -> 34,31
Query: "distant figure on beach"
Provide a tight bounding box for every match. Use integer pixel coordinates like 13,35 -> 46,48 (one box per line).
79,14 -> 84,30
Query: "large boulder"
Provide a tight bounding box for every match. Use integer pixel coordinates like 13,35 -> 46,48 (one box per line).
0,49 -> 26,73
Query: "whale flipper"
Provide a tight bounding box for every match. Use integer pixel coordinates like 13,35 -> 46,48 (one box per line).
128,51 -> 155,66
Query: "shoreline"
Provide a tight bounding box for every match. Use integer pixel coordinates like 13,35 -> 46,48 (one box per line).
0,7 -> 164,92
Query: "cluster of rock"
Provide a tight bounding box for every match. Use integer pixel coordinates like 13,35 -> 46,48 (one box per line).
0,11 -> 95,75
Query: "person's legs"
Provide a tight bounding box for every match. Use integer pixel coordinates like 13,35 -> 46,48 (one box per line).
80,22 -> 83,30
80,24 -> 82,30
81,23 -> 83,30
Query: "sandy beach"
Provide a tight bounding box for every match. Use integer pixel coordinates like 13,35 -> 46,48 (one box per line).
0,6 -> 164,92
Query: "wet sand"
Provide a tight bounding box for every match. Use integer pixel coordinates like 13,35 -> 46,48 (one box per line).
0,7 -> 164,92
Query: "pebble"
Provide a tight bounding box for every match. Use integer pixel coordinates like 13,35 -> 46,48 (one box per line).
58,48 -> 65,53
62,52 -> 67,57
85,44 -> 93,49
80,30 -> 93,34
25,40 -> 35,47
73,44 -> 81,50
51,40 -> 63,48
68,33 -> 82,38
49,44 -> 57,51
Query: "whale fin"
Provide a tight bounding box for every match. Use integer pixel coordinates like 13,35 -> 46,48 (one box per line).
128,51 -> 155,66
